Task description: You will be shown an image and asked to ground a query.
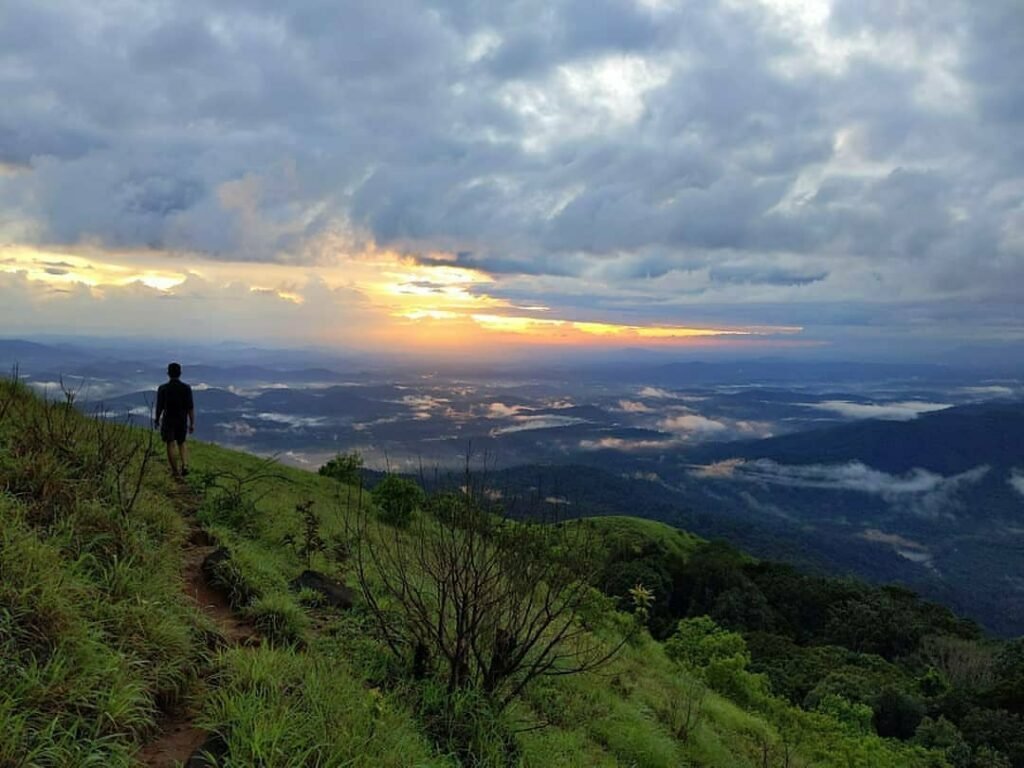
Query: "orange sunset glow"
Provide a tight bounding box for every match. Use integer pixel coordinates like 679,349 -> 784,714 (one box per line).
1,244 -> 803,350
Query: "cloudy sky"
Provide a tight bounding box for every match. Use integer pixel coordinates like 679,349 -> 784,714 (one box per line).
1,0 -> 1021,358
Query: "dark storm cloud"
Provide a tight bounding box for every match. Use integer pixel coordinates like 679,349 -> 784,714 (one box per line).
0,0 -> 1021,347
0,123 -> 103,167
708,265 -> 828,287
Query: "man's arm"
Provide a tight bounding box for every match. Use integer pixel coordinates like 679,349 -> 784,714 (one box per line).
155,385 -> 165,426
187,386 -> 195,433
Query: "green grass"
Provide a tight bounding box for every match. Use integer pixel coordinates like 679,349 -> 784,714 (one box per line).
0,381 -> 954,767
0,380 -> 209,766
199,646 -> 445,767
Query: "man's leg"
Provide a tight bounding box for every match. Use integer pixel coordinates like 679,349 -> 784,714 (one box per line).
177,440 -> 189,475
165,441 -> 180,476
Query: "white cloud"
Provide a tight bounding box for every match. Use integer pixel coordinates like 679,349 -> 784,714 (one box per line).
486,402 -> 523,418
251,412 -> 329,429
579,436 -> 676,451
617,399 -> 653,413
806,400 -> 951,421
724,459 -> 981,493
0,268 -> 384,349
402,394 -> 450,410
500,54 -> 672,153
490,414 -> 588,435
218,420 -> 257,437
960,385 -> 1018,398
1010,469 -> 1024,499
637,386 -> 678,399
693,458 -> 991,517
659,413 -> 730,436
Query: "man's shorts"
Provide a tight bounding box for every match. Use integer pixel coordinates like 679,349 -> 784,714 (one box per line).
161,418 -> 188,444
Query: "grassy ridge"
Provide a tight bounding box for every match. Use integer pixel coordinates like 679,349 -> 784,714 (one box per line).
0,380 -> 953,766
0,380 -> 208,765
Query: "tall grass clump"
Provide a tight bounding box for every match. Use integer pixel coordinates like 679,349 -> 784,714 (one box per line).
200,646 -> 446,767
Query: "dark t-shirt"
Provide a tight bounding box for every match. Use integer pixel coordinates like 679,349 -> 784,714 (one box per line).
156,379 -> 194,424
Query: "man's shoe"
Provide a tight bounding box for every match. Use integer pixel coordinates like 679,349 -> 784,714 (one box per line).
181,467 -> 190,477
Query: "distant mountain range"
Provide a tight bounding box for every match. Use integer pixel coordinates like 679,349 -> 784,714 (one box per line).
481,402 -> 1024,636
690,400 -> 1024,475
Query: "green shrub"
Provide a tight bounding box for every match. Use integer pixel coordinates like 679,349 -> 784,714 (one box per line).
665,616 -> 749,669
199,489 -> 261,537
319,451 -> 364,485
705,655 -> 770,709
203,541 -> 290,608
815,694 -> 874,735
873,686 -> 925,740
295,586 -> 324,608
413,680 -> 516,766
245,593 -> 309,646
371,475 -> 424,528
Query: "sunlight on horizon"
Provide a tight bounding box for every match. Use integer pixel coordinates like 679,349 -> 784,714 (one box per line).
1,243 -> 804,349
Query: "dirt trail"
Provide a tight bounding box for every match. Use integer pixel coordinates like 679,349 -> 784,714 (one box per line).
137,485 -> 255,768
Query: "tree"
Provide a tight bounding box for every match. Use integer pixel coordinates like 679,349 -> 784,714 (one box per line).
282,500 -> 324,569
816,694 -> 874,735
318,451 -> 364,485
371,474 -> 424,528
989,638 -> 1024,714
665,616 -> 749,669
873,686 -> 925,740
351,479 -> 638,710
914,716 -> 971,768
921,635 -> 996,692
665,616 -> 769,708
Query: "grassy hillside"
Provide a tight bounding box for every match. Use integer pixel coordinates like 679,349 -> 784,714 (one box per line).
0,379 -> 999,766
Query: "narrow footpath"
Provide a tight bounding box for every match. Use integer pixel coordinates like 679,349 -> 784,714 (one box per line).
137,486 -> 256,768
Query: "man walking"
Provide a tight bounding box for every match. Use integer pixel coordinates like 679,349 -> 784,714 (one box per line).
155,362 -> 195,478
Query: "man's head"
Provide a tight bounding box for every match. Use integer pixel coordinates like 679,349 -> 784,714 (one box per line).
167,362 -> 182,380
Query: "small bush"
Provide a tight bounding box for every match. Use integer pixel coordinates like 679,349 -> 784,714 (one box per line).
319,452 -> 364,485
203,542 -> 290,609
296,586 -> 325,608
414,681 -> 517,765
200,490 -> 261,538
282,500 -> 324,569
245,593 -> 309,646
371,475 -> 424,528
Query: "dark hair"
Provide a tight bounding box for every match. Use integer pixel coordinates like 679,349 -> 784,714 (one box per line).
167,362 -> 182,379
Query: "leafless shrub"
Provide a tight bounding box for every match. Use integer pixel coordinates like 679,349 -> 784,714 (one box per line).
197,454 -> 293,501
89,401 -> 160,518
749,731 -> 800,768
350,464 -> 639,711
0,365 -> 19,425
655,677 -> 707,743
283,499 -> 325,569
3,374 -> 157,521
921,635 -> 996,691
194,455 -> 295,533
